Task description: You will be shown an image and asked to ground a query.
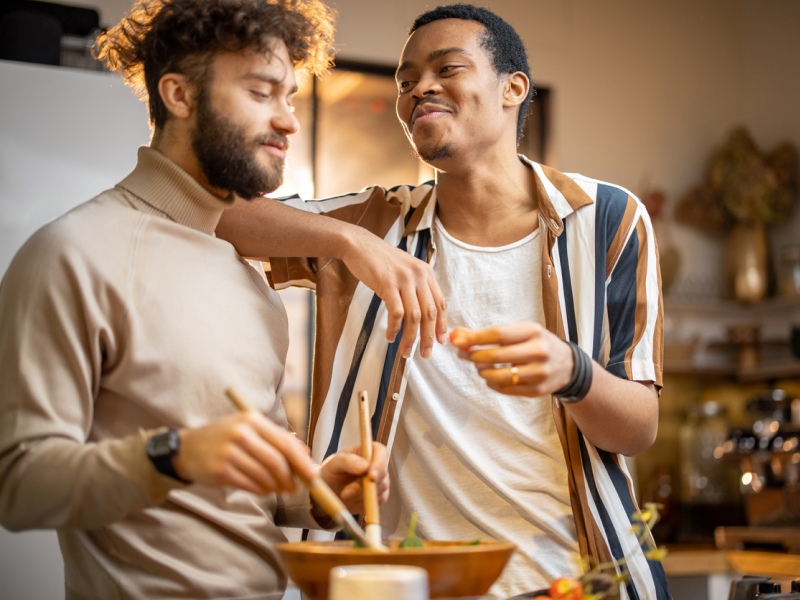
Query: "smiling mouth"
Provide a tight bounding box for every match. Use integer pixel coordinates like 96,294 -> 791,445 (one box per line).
410,101 -> 453,128
412,111 -> 449,129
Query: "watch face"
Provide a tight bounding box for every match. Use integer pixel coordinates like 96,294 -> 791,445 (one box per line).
148,432 -> 173,457
167,430 -> 180,453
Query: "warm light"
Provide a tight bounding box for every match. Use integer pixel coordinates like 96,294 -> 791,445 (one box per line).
713,447 -> 724,459
742,472 -> 753,485
723,440 -> 734,453
793,454 -> 800,464
752,478 -> 763,492
785,440 -> 795,452
770,421 -> 780,433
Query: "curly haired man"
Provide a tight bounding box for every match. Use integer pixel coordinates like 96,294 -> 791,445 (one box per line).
0,1 -> 451,598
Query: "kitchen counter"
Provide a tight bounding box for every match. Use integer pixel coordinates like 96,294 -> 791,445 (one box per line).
663,547 -> 800,576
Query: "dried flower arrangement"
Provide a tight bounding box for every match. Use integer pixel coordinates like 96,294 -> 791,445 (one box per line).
530,503 -> 667,600
675,127 -> 798,233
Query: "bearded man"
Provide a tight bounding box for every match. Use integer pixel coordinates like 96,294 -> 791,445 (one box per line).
0,0 -> 457,597
216,4 -> 670,599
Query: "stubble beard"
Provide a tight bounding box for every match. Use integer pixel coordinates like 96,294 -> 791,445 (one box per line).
415,142 -> 453,162
192,92 -> 286,200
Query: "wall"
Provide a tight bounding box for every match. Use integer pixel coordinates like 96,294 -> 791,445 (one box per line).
0,59 -> 151,598
86,0 -> 800,288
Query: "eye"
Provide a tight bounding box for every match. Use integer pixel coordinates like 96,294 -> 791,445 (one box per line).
397,80 -> 414,93
251,91 -> 271,100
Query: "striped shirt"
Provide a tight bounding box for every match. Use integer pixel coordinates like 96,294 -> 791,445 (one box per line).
267,156 -> 668,599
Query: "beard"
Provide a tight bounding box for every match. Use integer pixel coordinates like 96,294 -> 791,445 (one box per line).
191,93 -> 286,200
414,142 -> 453,162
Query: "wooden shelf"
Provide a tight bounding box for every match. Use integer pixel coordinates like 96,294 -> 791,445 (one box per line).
665,295 -> 800,316
662,548 -> 800,577
663,357 -> 800,381
663,295 -> 800,381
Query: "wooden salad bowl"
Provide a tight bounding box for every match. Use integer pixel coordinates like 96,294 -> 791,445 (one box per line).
276,539 -> 516,600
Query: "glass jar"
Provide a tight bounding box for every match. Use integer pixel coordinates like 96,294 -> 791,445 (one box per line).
778,244 -> 800,297
679,401 -> 732,504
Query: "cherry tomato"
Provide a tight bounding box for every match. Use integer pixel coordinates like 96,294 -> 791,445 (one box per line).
549,577 -> 583,600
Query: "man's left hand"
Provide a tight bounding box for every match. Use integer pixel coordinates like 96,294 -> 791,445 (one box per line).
450,322 -> 574,397
314,442 -> 390,517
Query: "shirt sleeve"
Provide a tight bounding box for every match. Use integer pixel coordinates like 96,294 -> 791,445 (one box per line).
0,228 -> 181,532
604,209 -> 664,390
265,187 -> 393,290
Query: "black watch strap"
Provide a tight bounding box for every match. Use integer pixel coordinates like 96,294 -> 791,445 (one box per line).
146,429 -> 191,484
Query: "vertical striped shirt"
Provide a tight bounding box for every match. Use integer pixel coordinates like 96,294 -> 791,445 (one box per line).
267,156 -> 668,599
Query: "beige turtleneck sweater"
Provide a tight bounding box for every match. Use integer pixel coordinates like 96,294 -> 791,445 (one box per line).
0,147 -> 325,600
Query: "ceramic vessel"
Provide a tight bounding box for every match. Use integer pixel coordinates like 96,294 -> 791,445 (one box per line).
726,223 -> 768,302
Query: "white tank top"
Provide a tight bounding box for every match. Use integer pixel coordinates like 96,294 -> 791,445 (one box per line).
382,216 -> 582,598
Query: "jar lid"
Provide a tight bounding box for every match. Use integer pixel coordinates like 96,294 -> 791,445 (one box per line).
691,400 -> 728,418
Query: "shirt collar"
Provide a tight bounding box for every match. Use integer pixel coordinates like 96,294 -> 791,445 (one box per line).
403,155 -> 594,238
116,146 -> 234,235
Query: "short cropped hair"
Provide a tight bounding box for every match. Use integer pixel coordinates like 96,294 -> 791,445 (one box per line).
95,0 -> 335,129
410,4 -> 533,143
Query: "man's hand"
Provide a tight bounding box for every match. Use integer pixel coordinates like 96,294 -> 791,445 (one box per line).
173,411 -> 318,495
450,322 -> 573,397
315,442 -> 390,517
451,322 -> 660,455
340,229 -> 447,360
216,199 -> 447,361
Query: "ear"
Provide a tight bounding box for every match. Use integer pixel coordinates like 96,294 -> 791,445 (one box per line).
158,73 -> 196,120
502,71 -> 530,109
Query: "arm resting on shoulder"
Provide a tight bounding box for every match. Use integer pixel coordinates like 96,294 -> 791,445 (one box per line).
217,197 -> 448,358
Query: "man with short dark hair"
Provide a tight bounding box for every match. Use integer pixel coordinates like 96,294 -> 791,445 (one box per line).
0,0 -> 447,597
218,4 -> 669,598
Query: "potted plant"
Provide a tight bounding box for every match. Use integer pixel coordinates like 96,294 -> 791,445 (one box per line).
675,127 -> 798,302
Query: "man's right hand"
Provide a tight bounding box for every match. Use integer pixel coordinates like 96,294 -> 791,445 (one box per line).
216,198 -> 447,361
172,411 -> 317,495
341,227 -> 447,360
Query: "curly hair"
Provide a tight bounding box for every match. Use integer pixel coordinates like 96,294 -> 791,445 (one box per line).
95,0 -> 335,129
410,4 -> 533,143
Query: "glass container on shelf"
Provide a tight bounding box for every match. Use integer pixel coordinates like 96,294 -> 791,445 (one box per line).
778,244 -> 800,298
679,401 -> 733,504
677,400 -> 746,542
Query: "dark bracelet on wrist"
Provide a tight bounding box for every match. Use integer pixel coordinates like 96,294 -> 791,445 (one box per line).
553,341 -> 593,404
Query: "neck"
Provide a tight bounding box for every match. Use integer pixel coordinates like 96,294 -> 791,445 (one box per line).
433,141 -> 539,247
150,125 -> 231,200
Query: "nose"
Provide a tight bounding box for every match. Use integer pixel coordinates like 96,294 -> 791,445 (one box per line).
273,101 -> 300,136
411,71 -> 442,101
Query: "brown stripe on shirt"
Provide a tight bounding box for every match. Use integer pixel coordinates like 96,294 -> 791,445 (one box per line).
558,406 -> 615,568
623,218 -> 649,381
652,234 -> 665,390
605,195 -> 638,280
541,229 -> 567,340
540,164 -> 594,212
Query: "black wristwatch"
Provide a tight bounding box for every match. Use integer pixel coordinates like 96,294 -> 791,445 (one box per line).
146,429 -> 191,484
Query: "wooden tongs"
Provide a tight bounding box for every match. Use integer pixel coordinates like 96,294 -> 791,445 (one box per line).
358,390 -> 384,548
225,387 -> 387,553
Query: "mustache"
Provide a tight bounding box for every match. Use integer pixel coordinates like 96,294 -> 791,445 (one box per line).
256,133 -> 290,152
408,98 -> 455,127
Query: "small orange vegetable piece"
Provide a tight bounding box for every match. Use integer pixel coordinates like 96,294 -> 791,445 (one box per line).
549,577 -> 583,600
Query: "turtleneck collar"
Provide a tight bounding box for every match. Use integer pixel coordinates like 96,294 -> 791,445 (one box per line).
116,146 -> 235,236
